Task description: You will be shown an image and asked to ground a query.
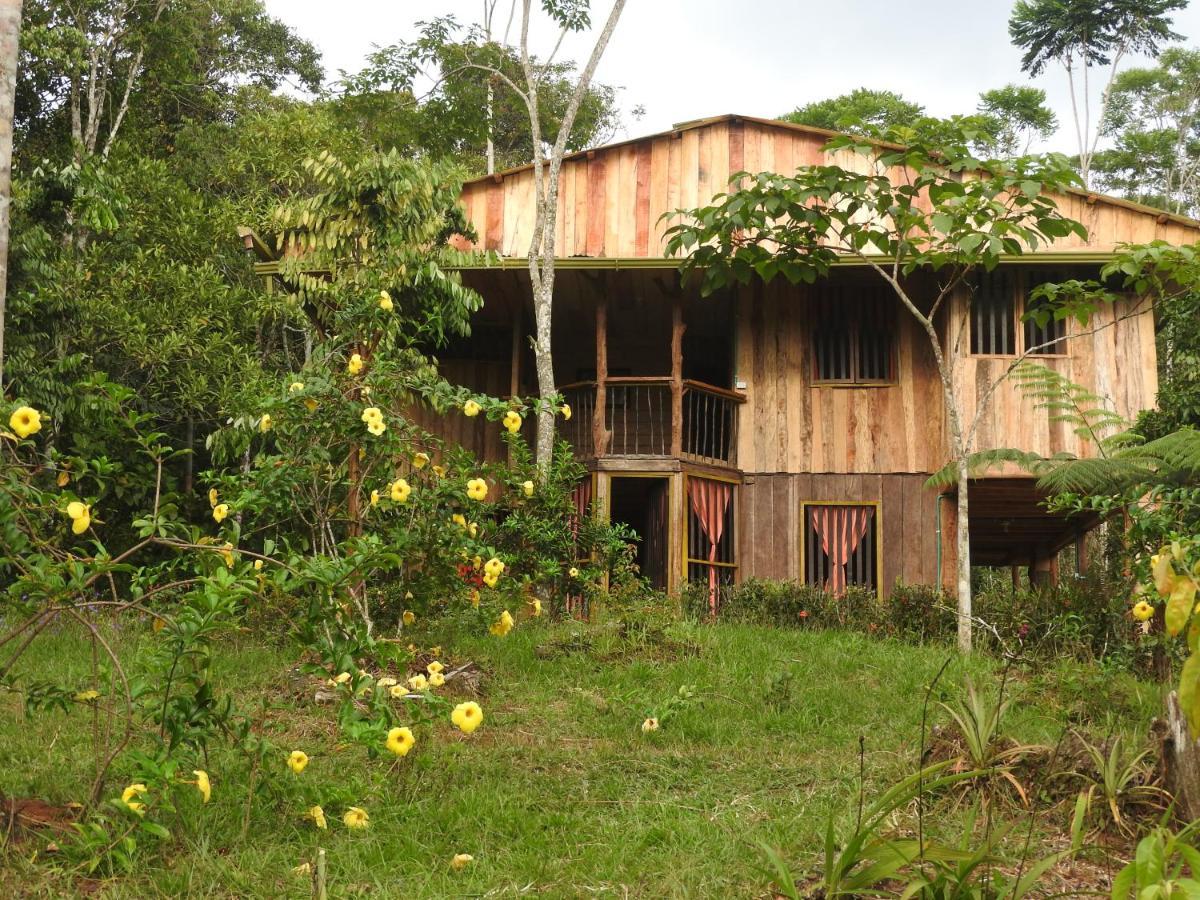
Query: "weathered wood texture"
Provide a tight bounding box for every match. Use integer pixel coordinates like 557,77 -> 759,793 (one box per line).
739,473 -> 954,597
458,115 -> 1200,260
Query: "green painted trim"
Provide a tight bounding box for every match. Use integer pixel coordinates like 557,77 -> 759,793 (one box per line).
251,252 -> 1121,277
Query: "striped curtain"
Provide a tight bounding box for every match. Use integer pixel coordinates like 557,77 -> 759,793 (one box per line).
809,506 -> 870,595
687,478 -> 733,614
566,478 -> 593,618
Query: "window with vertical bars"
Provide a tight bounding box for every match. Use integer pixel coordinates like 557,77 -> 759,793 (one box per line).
1023,270 -> 1067,355
802,504 -> 878,594
970,270 -> 1017,355
686,479 -> 736,592
812,286 -> 896,383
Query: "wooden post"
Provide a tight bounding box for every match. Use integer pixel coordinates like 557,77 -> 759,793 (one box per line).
593,297 -> 608,456
509,302 -> 522,399
670,292 -> 684,458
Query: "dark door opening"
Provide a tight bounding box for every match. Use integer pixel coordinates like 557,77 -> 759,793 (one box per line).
609,476 -> 670,590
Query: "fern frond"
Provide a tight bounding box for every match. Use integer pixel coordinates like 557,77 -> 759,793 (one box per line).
925,448 -> 1050,490
1139,428 -> 1200,479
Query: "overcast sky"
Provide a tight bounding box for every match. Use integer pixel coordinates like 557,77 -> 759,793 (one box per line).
264,0 -> 1200,156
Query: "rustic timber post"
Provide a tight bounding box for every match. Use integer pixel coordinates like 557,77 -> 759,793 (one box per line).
508,301 -> 522,466
593,297 -> 608,456
670,293 -> 684,457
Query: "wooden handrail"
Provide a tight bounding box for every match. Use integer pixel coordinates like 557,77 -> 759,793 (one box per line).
558,381 -> 598,392
605,376 -> 673,386
683,379 -> 747,403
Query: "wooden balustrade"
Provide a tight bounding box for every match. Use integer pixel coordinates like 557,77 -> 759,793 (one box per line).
556,378 -> 743,466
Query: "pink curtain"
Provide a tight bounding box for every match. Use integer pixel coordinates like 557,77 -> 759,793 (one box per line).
688,478 -> 733,614
809,506 -> 870,595
567,479 -> 593,618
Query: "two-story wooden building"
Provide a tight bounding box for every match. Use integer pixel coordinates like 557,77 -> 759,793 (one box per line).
249,114 -> 1200,600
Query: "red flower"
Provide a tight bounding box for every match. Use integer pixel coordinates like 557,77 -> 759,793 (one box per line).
799,610 -> 809,618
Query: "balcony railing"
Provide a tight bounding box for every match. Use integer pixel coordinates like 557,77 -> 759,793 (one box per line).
559,378 -> 744,466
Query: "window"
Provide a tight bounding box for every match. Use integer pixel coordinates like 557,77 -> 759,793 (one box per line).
972,269 -> 1069,356
686,477 -> 736,613
970,270 -> 1017,355
812,285 -> 896,383
802,503 -> 878,594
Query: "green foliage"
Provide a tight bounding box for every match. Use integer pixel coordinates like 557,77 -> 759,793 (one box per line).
1063,731 -> 1165,834
780,88 -> 925,133
1111,821 -> 1200,899
976,84 -> 1059,156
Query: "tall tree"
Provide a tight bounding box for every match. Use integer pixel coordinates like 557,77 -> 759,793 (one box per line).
976,85 -> 1058,156
664,129 -> 1098,651
1009,0 -> 1186,187
1092,46 -> 1200,216
0,0 -> 20,392
781,88 -> 925,132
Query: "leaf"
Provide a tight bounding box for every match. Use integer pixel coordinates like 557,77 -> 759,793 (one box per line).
1181,653 -> 1200,736
1167,576 -> 1198,637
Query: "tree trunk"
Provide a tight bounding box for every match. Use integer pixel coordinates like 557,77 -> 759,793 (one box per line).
1159,692 -> 1200,822
955,456 -> 973,652
0,0 -> 22,393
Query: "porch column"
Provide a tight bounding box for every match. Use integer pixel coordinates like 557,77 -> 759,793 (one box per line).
670,293 -> 684,458
593,297 -> 609,456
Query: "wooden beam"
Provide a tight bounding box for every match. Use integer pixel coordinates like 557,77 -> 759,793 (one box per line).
593,296 -> 609,456
670,292 -> 685,457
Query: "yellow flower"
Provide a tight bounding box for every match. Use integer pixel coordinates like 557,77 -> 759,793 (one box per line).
522,480 -> 534,498
472,555 -> 483,570
289,381 -> 305,393
432,464 -> 447,478
361,385 -> 371,397
408,673 -> 428,691
67,500 -> 87,520
429,671 -> 445,688
451,701 -> 483,734
9,406 -> 43,439
1133,600 -> 1155,622
484,557 -> 505,577
74,689 -> 101,702
482,572 -> 499,589
430,646 -> 442,655
71,509 -> 92,534
642,717 -> 659,733
259,413 -> 273,433
193,770 -> 211,803
376,676 -> 397,689
220,542 -> 235,568
361,406 -> 382,423
56,469 -> 70,487
347,352 -> 364,375
208,488 -> 219,507
389,684 -> 407,699
334,672 -> 352,684
254,559 -> 264,571
213,503 -> 229,523
121,783 -> 148,815
452,513 -> 467,528
402,610 -> 416,626
287,750 -> 309,774
386,726 -> 415,757
502,410 -> 522,434
306,805 -> 328,829
427,661 -> 444,675
379,290 -> 394,312
343,806 -> 369,829
304,398 -> 319,412
463,399 -> 481,417
468,521 -> 478,538
413,451 -> 430,469
466,478 -> 488,501
569,567 -> 580,578
560,403 -> 572,421
390,479 -> 411,503
451,853 -> 474,870
367,418 -> 387,436
489,610 -> 514,638
370,489 -> 380,507
470,589 -> 481,608
530,598 -> 542,617
293,863 -> 312,876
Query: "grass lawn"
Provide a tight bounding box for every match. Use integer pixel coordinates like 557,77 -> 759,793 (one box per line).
0,617 -> 1163,897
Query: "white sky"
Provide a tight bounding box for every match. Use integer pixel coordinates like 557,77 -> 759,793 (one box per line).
264,0 -> 1200,156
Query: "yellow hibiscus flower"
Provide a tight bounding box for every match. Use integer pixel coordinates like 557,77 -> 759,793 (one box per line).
484,557 -> 505,577
259,414 -> 273,433
427,661 -> 444,675
413,451 -> 430,469
304,398 -> 319,412
408,673 -> 428,691
569,567 -> 580,578
347,353 -> 364,375
451,701 -> 483,734
522,480 -> 534,497
361,407 -> 382,423
402,610 -> 416,626
193,770 -> 211,803
306,805 -> 327,829
370,489 -> 380,506
482,572 -> 499,589
452,513 -> 467,528
489,610 -> 514,638
71,507 -> 92,534
429,671 -> 445,687
208,488 -> 219,508
212,503 -> 229,523
451,853 -> 474,870
1132,600 -> 1155,621
74,689 -> 101,702
432,464 -> 447,478
289,381 -> 305,393
560,403 -> 572,421
470,589 -> 481,608
287,750 -> 309,774
8,406 -> 43,439
463,399 -> 481,417
386,726 -> 415,757
390,478 -> 412,503
642,717 -> 660,733
466,478 -> 488,501
121,783 -> 148,815
389,684 -> 407,699
530,598 -> 542,617
367,419 -> 387,436
343,806 -> 369,829
502,410 -> 522,434
379,291 -> 394,311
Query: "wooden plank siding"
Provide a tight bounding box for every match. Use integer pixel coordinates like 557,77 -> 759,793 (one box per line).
457,114 -> 1200,261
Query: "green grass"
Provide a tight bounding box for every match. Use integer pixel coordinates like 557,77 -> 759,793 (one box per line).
0,618 -> 1163,897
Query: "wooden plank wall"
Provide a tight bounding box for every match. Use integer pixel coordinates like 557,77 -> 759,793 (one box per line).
739,473 -> 953,597
458,116 -> 1200,260
405,359 -> 511,464
733,277 -> 947,474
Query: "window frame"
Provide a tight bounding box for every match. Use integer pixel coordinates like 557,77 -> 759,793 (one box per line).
811,285 -> 899,387
683,472 -> 739,589
969,268 -> 1071,359
798,500 -> 883,596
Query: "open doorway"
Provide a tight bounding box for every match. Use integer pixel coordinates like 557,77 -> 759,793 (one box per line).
608,476 -> 670,590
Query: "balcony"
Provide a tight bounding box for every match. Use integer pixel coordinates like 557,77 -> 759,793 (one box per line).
560,377 -> 744,467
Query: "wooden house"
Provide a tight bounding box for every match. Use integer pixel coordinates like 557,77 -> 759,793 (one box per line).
247,114 -> 1200,600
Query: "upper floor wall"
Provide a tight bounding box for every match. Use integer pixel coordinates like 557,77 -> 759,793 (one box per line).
457,114 -> 1200,261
